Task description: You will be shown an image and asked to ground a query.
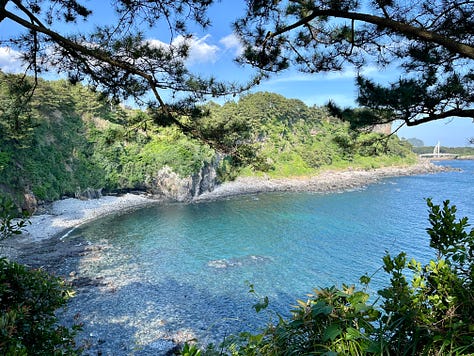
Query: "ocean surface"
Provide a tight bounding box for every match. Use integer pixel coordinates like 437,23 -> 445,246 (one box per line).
67,160 -> 474,350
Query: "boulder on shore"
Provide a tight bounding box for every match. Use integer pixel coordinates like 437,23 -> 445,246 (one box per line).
75,188 -> 103,200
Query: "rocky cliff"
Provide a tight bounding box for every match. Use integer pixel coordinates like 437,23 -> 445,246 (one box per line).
146,159 -> 219,202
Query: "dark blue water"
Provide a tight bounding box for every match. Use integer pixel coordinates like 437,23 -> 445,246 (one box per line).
68,160 -> 473,347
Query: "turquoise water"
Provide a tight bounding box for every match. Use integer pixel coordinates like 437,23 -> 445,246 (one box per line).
68,160 -> 474,346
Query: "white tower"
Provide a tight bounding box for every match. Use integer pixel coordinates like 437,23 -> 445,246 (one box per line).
433,141 -> 441,157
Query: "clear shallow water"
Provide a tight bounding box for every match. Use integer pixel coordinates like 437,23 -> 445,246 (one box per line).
68,160 -> 474,349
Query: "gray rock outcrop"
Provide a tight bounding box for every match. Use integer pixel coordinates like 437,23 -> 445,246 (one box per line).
147,160 -> 219,202
75,188 -> 103,200
21,191 -> 38,214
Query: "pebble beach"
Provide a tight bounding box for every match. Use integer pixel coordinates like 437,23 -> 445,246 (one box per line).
7,160 -> 448,244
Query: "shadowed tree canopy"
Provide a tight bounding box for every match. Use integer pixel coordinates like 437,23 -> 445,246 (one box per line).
235,0 -> 474,130
0,0 -> 250,128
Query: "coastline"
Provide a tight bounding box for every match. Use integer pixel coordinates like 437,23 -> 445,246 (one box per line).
19,193 -> 163,242
0,159 -> 454,354
1,159 -> 448,247
195,159 -> 448,201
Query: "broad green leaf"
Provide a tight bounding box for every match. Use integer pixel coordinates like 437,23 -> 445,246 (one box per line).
322,323 -> 342,342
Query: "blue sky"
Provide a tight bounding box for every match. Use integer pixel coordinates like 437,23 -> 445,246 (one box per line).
0,1 -> 472,147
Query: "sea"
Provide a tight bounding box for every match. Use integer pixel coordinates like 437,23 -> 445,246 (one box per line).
65,160 -> 474,351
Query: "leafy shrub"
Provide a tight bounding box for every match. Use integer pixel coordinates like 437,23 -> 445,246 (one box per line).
233,285 -> 381,355
299,147 -> 333,168
0,258 -> 80,355
0,196 -> 80,355
216,156 -> 240,182
0,196 -> 29,241
377,199 -> 474,354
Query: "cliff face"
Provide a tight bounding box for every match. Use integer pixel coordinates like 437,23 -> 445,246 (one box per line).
146,159 -> 219,202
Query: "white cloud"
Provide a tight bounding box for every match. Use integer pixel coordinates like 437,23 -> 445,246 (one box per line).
266,65 -> 380,84
147,34 -> 220,65
146,38 -> 168,49
184,34 -> 220,64
219,33 -> 244,56
0,47 -> 24,73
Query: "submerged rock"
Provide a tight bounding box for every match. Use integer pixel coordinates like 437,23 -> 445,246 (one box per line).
207,255 -> 272,269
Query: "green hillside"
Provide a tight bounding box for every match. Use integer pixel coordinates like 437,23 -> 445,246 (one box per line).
0,73 -> 415,209
196,92 -> 415,179
0,72 -> 213,206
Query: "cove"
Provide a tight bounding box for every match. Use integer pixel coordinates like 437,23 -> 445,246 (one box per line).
63,160 -> 474,353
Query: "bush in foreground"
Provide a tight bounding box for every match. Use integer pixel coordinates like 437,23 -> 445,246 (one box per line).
0,258 -> 80,355
184,199 -> 474,355
0,196 -> 80,355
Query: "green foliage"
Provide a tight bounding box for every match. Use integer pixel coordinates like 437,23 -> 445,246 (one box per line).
0,74 -> 216,203
0,198 -> 78,355
140,127 -> 214,177
181,343 -> 203,356
90,124 -> 214,191
326,101 -> 393,131
216,156 -> 241,182
231,285 -> 381,355
0,75 -> 108,201
201,200 -> 474,355
0,72 -> 38,147
0,196 -> 30,242
198,92 -> 413,179
378,200 -> 474,354
0,258 -> 80,355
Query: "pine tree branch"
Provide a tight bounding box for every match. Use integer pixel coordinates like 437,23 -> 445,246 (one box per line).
406,109 -> 474,126
265,9 -> 474,60
1,6 -> 174,118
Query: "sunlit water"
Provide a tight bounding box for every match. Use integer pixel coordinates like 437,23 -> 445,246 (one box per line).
66,160 -> 473,350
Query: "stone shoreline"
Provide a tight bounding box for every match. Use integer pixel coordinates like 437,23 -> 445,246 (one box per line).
5,159 -> 448,245
196,160 -> 448,201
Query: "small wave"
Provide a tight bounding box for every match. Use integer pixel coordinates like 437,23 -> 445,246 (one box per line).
60,226 -> 78,240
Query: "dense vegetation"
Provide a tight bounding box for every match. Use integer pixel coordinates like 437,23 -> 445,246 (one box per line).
0,73 -> 414,208
0,197 -> 80,355
197,92 -> 414,180
0,72 -> 214,205
184,199 -> 474,355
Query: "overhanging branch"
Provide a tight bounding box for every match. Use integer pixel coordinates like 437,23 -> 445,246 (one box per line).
265,9 -> 474,60
1,7 -> 175,117
406,108 -> 474,126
